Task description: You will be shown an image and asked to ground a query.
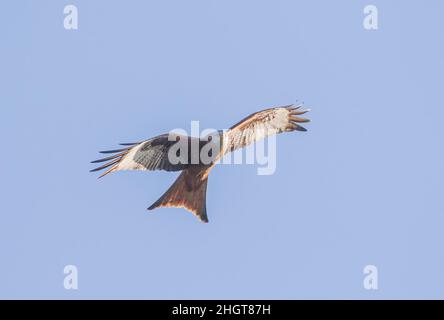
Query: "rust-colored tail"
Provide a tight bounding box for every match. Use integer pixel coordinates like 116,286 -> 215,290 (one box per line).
148,168 -> 209,223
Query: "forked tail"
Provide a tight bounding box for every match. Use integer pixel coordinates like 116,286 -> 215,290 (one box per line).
148,168 -> 209,223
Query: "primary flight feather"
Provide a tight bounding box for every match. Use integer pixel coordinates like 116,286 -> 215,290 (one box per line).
91,104 -> 310,222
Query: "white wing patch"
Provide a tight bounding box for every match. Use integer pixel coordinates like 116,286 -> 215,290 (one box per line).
115,143 -> 147,171
224,105 -> 309,154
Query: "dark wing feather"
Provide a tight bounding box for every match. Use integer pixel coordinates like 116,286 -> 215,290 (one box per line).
90,134 -> 193,178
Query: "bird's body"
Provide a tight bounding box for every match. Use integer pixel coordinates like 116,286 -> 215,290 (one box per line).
91,104 -> 310,222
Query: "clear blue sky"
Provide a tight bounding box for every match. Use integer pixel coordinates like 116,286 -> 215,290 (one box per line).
1,0 -> 444,299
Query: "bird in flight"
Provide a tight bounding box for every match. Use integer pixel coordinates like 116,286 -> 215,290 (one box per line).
91,104 -> 310,223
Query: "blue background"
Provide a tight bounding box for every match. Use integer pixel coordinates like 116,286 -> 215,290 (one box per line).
1,0 -> 443,299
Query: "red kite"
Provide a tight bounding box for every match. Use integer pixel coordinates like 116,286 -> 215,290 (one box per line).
91,104 -> 310,222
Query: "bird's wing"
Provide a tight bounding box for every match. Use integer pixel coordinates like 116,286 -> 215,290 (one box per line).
90,134 -> 193,178
224,104 -> 310,153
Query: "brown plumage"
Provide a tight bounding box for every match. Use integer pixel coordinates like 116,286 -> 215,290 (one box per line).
148,167 -> 210,222
91,104 -> 310,222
